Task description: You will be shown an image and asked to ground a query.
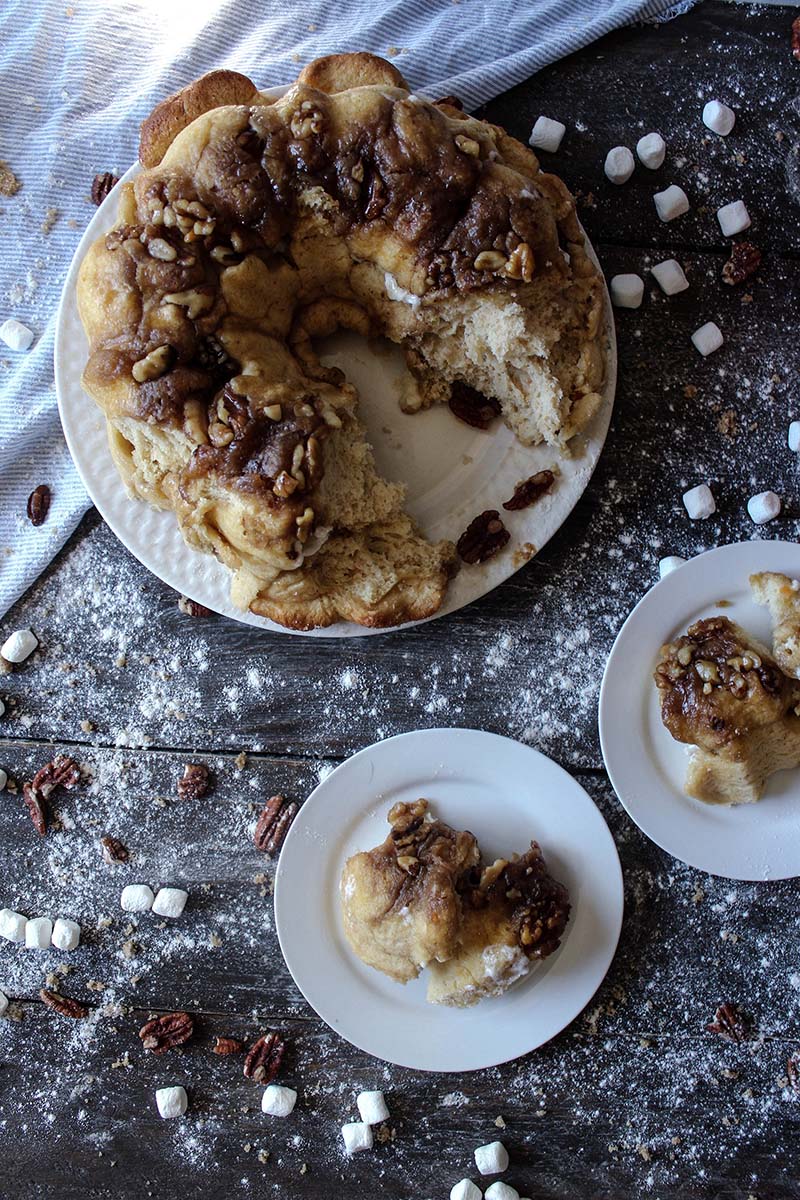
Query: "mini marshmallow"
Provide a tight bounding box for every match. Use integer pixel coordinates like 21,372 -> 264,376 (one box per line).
341,1121 -> 373,1154
0,318 -> 34,352
747,491 -> 781,525
703,100 -> 735,136
51,917 -> 80,951
485,1185 -> 520,1200
604,146 -> 635,185
1,629 -> 38,663
691,321 -> 723,357
788,421 -> 800,452
120,884 -> 154,912
610,274 -> 644,309
261,1084 -> 297,1117
0,909 -> 27,943
716,200 -> 750,237
357,1090 -> 389,1125
0,990 -> 8,1016
682,484 -> 716,520
654,184 -> 689,223
0,769 -> 6,791
25,917 -> 53,949
450,1182 -> 482,1200
636,132 -> 666,170
155,1085 -> 187,1119
474,1141 -> 509,1176
152,887 -> 188,918
651,259 -> 689,296
528,116 -> 565,153
659,555 -> 686,578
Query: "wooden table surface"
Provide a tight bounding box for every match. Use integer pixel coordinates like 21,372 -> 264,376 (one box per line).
1,3 -> 799,1197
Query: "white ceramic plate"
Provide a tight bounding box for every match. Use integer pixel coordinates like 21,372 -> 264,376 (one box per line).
599,540 -> 800,881
274,728 -> 623,1072
54,105 -> 616,636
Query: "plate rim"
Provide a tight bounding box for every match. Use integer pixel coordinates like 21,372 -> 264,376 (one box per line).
273,727 -> 624,1072
598,539 -> 800,881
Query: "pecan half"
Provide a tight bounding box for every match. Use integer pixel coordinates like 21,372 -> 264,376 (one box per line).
213,1035 -> 244,1056
178,595 -> 212,618
22,755 -> 81,836
793,16 -> 800,60
706,1002 -> 752,1043
457,510 -> 510,564
177,763 -> 211,801
100,834 -> 130,864
27,485 -> 51,527
448,381 -> 502,430
243,1032 -> 286,1083
139,1011 -> 194,1055
722,241 -> 761,286
254,795 -> 298,854
503,469 -> 556,511
91,172 -> 119,206
40,988 -> 88,1019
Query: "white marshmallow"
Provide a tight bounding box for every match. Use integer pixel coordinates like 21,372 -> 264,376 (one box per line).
51,917 -> 80,951
120,884 -> 154,912
604,146 -> 635,185
0,769 -> 7,791
261,1084 -> 297,1117
450,1182 -> 482,1200
155,1085 -> 188,1119
654,185 -> 689,222
682,484 -> 716,520
25,917 -> 53,949
691,321 -> 724,357
356,1090 -> 389,1125
636,132 -> 666,169
485,1185 -> 520,1200
341,1121 -> 373,1154
0,908 -> 27,943
659,555 -> 686,578
0,318 -> 34,352
610,274 -> 644,309
474,1141 -> 509,1176
716,200 -> 750,237
1,629 -> 38,663
152,887 -> 188,918
703,100 -> 736,136
0,990 -> 8,1016
747,491 -> 781,525
788,421 -> 800,453
651,259 -> 689,295
528,116 -> 565,153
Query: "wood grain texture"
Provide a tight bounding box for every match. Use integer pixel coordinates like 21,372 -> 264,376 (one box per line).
1,3 -> 798,1197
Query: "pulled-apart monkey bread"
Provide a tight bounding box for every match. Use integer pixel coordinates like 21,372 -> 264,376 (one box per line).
339,799 -> 570,1006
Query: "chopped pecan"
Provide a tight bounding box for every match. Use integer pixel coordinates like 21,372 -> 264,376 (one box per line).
139,1011 -> 194,1055
448,382 -> 502,430
503,469 -> 556,511
177,763 -> 211,801
177,595 -> 212,618
706,1002 -> 752,1043
100,834 -> 130,864
39,988 -> 88,1019
436,95 -> 464,109
91,172 -> 119,206
788,1051 -> 799,1092
27,485 -> 51,527
722,241 -> 761,286
243,1032 -> 286,1083
23,755 -> 81,836
213,1035 -> 244,1056
457,510 -> 510,564
254,795 -> 298,854
364,171 -> 387,220
793,16 -> 800,60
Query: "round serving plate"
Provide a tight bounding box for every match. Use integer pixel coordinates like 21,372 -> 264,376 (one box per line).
274,728 -> 624,1072
55,90 -> 617,637
599,540 -> 800,881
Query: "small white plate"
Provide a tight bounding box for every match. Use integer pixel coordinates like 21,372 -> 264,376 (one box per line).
274,728 -> 623,1072
54,103 -> 616,636
599,540 -> 800,881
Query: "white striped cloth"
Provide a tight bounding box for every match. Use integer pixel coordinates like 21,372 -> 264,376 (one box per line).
0,0 -> 679,617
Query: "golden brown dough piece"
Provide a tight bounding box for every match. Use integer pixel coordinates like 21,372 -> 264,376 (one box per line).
750,571 -> 800,678
654,616 -> 800,805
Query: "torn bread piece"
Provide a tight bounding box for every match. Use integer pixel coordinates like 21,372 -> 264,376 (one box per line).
750,571 -> 800,678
